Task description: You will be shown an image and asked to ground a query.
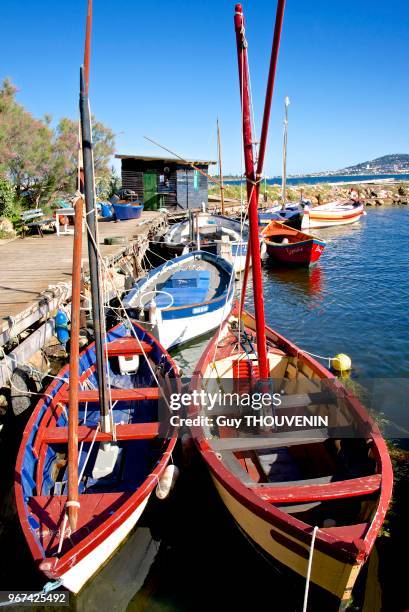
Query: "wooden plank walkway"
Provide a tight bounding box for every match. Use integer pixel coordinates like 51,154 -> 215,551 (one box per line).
0,211 -> 165,338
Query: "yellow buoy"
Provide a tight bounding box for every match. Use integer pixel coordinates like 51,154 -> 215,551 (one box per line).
332,353 -> 352,372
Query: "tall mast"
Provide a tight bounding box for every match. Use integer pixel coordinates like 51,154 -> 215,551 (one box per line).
239,0 -> 286,313
217,118 -> 225,215
84,0 -> 93,95
67,196 -> 84,532
281,96 -> 290,208
79,67 -> 110,429
234,4 -> 268,379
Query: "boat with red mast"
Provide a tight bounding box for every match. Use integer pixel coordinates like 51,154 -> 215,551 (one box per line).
190,2 -> 392,606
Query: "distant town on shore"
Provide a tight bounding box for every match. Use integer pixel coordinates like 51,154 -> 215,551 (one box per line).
222,153 -> 409,179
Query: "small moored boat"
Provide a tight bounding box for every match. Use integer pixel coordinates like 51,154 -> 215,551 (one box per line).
301,201 -> 365,230
123,250 -> 234,350
15,321 -> 179,594
160,213 -> 249,274
262,220 -> 326,267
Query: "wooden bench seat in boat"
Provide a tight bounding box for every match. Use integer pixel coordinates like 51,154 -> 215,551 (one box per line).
252,474 -> 382,503
44,422 -> 160,444
57,387 -> 160,404
105,338 -> 153,357
210,429 -> 329,452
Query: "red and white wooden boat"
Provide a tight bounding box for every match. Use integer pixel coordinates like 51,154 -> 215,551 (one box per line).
190,3 -> 392,607
261,220 -> 326,267
301,201 -> 365,230
190,306 -> 392,604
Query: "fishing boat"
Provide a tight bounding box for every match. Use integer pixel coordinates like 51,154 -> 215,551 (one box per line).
258,205 -> 302,229
15,320 -> 179,594
190,306 -> 392,605
301,201 -> 365,230
15,28 -> 180,593
123,250 -> 234,350
190,4 -> 392,607
112,201 -> 144,221
261,220 -> 326,267
160,212 -> 249,274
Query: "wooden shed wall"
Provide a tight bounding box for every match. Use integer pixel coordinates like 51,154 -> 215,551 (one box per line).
120,159 -> 209,209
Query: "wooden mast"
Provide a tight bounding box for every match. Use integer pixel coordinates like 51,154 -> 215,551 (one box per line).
234,4 -> 268,379
83,0 -> 92,94
79,0 -> 110,430
217,118 -> 225,215
66,0 -> 94,532
239,0 -> 286,313
67,196 -> 83,532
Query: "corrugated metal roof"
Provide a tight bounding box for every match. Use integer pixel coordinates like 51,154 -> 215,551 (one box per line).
115,154 -> 216,165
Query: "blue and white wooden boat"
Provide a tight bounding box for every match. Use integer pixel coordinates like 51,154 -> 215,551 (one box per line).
258,203 -> 302,229
160,213 -> 249,275
123,250 -> 234,350
15,320 -> 179,593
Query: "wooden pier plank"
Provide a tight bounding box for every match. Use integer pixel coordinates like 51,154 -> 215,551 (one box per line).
0,211 -> 165,331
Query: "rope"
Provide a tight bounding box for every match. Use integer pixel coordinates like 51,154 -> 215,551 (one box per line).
302,525 -> 319,612
0,579 -> 63,607
301,350 -> 334,369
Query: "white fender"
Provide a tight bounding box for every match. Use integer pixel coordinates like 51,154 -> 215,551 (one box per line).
156,464 -> 179,500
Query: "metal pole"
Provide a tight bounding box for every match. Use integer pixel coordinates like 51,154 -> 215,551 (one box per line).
234,3 -> 268,379
217,118 -> 225,215
281,96 -> 290,208
79,66 -> 110,429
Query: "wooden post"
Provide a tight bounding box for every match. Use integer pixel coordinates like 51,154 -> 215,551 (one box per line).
217,119 -> 225,215
67,196 -> 84,532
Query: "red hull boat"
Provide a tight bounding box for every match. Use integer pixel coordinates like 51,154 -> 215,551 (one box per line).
262,220 -> 326,267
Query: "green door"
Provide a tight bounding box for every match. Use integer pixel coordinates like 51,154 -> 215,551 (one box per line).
143,172 -> 158,210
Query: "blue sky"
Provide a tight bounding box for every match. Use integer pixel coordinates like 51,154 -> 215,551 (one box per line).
1,0 -> 408,175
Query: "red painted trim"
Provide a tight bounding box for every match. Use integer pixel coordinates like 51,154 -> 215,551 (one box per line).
106,338 -> 153,357
57,387 -> 160,404
44,422 -> 161,444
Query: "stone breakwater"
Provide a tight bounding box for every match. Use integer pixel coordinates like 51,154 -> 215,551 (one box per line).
208,181 -> 409,210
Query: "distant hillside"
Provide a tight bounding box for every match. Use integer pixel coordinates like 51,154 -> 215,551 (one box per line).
337,154 -> 409,175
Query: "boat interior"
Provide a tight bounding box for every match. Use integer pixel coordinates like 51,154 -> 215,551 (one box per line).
262,223 -> 309,245
167,215 -> 248,246
128,256 -> 232,310
199,317 -> 381,536
20,324 -> 176,557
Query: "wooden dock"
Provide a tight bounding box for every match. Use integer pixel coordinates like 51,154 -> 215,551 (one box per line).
0,211 -> 166,386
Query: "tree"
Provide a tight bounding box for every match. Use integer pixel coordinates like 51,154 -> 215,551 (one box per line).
0,177 -> 16,217
0,78 -> 116,209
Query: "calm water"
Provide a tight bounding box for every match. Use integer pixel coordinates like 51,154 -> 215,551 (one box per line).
2,208 -> 408,611
178,207 -> 409,379
226,172 -> 409,186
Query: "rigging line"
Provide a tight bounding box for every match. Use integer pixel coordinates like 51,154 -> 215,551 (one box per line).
143,136 -> 222,188
83,220 -> 172,409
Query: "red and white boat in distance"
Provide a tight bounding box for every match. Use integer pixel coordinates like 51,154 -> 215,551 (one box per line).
261,220 -> 326,267
301,200 -> 365,230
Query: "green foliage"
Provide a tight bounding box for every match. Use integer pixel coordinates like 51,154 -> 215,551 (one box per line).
0,176 -> 16,217
0,78 -> 116,209
96,166 -> 121,200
